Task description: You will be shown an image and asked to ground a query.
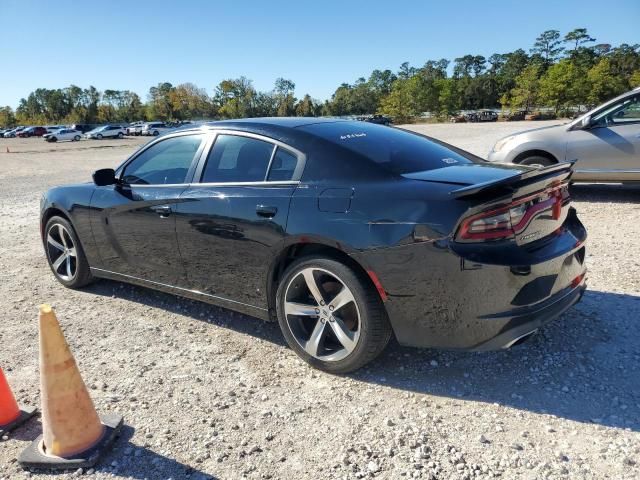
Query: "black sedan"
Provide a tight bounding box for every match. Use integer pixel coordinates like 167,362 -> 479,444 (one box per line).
40,118 -> 587,373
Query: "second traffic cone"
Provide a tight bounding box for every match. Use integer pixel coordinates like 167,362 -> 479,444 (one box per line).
0,368 -> 36,436
19,305 -> 123,470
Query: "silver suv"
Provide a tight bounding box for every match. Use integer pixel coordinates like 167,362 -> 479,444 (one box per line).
488,87 -> 640,182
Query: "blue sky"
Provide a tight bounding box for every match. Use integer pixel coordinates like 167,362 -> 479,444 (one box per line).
1,0 -> 638,108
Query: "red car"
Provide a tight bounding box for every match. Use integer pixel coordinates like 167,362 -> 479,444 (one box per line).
17,126 -> 48,137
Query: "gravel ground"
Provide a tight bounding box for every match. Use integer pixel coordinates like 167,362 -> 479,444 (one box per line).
0,123 -> 638,480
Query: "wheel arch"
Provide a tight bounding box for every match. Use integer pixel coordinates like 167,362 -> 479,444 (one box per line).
41,206 -> 72,236
266,242 -> 387,321
513,149 -> 558,164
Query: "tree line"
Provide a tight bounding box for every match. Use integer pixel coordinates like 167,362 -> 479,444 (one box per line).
1,28 -> 639,127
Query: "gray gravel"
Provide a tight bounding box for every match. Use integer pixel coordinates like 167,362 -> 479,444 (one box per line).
0,124 -> 638,480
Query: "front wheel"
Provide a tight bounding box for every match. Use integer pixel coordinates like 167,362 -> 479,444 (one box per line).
44,216 -> 93,288
96,133 -> 103,140
117,132 -> 124,139
519,155 -> 554,167
74,135 -> 81,141
153,130 -> 159,136
276,257 -> 392,373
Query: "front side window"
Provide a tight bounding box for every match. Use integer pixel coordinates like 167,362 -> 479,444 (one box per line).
593,95 -> 640,126
121,134 -> 204,185
201,135 -> 274,183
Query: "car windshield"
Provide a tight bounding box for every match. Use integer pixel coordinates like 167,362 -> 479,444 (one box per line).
300,121 -> 476,174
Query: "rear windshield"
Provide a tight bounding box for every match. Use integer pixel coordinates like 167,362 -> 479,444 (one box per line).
300,122 -> 475,174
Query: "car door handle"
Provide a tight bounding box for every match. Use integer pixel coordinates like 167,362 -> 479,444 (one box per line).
256,205 -> 277,218
150,205 -> 172,217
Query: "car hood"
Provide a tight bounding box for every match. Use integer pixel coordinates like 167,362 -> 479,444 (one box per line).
403,163 -> 530,187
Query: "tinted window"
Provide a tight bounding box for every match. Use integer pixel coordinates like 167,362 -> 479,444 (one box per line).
122,134 -> 203,185
300,122 -> 474,174
267,147 -> 298,181
201,135 -> 274,183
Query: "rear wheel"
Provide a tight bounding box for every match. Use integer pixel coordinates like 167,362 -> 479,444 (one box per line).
276,257 -> 392,373
153,130 -> 159,136
519,155 -> 554,167
117,132 -> 124,139
44,216 -> 93,288
74,135 -> 81,141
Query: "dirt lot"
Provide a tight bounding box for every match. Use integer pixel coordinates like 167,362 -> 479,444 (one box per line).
0,123 -> 638,480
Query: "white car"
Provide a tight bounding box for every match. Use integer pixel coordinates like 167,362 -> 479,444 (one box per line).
85,125 -> 125,140
142,122 -> 173,136
126,122 -> 145,136
45,128 -> 82,142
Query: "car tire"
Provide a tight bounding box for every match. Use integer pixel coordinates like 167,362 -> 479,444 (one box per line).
519,155 -> 554,167
276,256 -> 392,374
153,130 -> 159,136
117,132 -> 124,139
96,133 -> 103,140
50,137 -> 58,142
43,216 -> 93,289
74,135 -> 81,141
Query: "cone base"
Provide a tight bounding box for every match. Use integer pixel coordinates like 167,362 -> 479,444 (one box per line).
18,413 -> 123,471
0,406 -> 37,436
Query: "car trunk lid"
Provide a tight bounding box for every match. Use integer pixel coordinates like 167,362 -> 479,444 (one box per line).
404,162 -> 574,245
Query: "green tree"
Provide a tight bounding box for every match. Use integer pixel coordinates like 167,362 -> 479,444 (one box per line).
564,28 -> 596,54
273,78 -> 296,116
629,70 -> 640,88
531,30 -> 564,66
378,76 -> 421,122
587,58 -> 627,106
502,63 -> 541,112
538,59 -> 588,114
0,106 -> 16,127
295,94 -> 320,117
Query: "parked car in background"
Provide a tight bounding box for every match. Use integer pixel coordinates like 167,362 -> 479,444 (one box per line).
126,122 -> 145,136
45,128 -> 82,142
504,110 -> 526,121
467,110 -> 498,122
488,87 -> 640,182
3,126 -> 26,138
18,126 -> 48,137
142,122 -> 173,136
85,125 -> 125,139
40,118 -> 586,373
70,124 -> 98,134
362,114 -> 391,126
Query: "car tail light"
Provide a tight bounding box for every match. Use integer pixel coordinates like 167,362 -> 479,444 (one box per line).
457,183 -> 569,241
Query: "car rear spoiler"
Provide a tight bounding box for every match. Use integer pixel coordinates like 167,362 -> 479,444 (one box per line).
449,161 -> 575,199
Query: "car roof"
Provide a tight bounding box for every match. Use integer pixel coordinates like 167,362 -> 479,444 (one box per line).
205,117 -> 347,129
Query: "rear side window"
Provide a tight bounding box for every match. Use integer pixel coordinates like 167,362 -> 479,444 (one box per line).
201,135 -> 274,183
267,147 -> 298,181
299,122 -> 474,174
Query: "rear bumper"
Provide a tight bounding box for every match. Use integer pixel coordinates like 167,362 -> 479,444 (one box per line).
355,210 -> 587,350
470,280 -> 585,351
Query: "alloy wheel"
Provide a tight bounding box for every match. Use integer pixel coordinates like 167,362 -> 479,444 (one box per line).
284,267 -> 361,362
46,224 -> 77,281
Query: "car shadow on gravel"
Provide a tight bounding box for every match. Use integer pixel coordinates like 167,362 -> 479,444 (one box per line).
84,281 -> 639,433
84,280 -> 286,346
353,289 -> 640,432
570,183 -> 640,203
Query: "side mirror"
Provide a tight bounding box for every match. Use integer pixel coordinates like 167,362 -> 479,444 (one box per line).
92,168 -> 116,186
579,115 -> 591,129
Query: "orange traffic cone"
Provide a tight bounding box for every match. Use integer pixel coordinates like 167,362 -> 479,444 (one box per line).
19,305 -> 123,470
0,368 -> 36,436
